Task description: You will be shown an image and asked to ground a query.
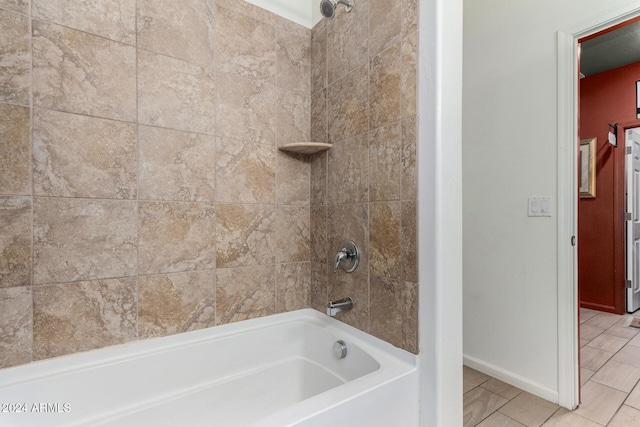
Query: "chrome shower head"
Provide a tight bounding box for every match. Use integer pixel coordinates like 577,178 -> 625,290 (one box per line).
320,0 -> 354,20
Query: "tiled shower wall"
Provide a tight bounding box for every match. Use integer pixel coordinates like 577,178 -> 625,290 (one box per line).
309,0 -> 419,353
0,0 -> 314,369
0,0 -> 419,370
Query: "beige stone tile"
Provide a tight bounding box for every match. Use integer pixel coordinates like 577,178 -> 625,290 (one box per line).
584,312 -> 623,329
214,0 -> 278,26
33,108 -> 137,199
138,50 -> 216,135
138,201 -> 216,275
0,286 -> 32,368
310,150 -> 327,206
401,30 -> 417,119
581,368 -> 595,386
138,270 -> 216,339
0,10 -> 29,105
276,262 -> 311,313
370,0 -> 401,56
369,276 -> 404,348
277,89 -> 310,145
215,137 -> 275,203
463,366 -> 490,393
33,0 -> 135,44
311,88 -> 328,144
277,27 -> 310,94
216,204 -> 275,268
0,103 -> 30,195
612,343 -> 640,369
402,117 -> 417,200
214,4 -> 276,83
609,405 -> 640,427
402,281 -> 418,354
370,41 -> 401,130
0,0 -> 28,14
33,198 -> 137,284
327,133 -> 369,204
138,125 -> 216,202
580,307 -> 600,323
370,122 -> 402,201
606,324 -> 638,339
401,200 -> 418,282
327,203 -> 369,273
541,408 -> 600,427
276,150 -> 310,205
311,28 -> 327,95
498,392 -> 558,427
32,21 -> 136,122
370,202 -> 402,278
586,333 -> 629,353
215,72 -> 276,144
327,0 -> 369,83
628,332 -> 640,347
573,381 -> 627,425
627,381 -> 640,409
33,278 -> 136,360
581,345 -> 614,371
328,271 -> 369,332
216,265 -> 275,325
482,378 -> 522,400
310,262 -> 328,313
328,64 -> 369,143
275,206 -> 310,263
402,0 -> 417,38
137,0 -> 215,66
477,412 -> 525,427
0,196 -> 31,288
580,323 -> 605,342
464,387 -> 509,427
591,359 -> 640,393
311,206 -> 327,264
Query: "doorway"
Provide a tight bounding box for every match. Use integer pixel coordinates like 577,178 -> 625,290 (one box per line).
557,6 -> 640,409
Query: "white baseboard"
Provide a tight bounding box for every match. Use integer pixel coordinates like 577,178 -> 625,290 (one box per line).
463,354 -> 559,404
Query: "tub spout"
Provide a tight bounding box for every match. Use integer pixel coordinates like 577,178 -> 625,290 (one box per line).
327,297 -> 355,317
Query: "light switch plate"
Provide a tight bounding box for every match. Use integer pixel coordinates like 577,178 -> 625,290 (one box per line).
528,196 -> 551,217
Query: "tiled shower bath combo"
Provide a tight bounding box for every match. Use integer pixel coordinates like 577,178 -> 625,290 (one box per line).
0,0 -> 418,393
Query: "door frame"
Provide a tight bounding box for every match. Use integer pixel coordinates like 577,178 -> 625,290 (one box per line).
557,3 -> 640,409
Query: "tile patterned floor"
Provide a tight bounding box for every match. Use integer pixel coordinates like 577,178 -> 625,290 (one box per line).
463,308 -> 640,426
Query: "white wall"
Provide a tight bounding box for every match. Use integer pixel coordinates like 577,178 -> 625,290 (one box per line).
463,0 -> 640,401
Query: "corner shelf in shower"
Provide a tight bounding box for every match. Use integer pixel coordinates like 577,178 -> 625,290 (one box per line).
278,142 -> 332,155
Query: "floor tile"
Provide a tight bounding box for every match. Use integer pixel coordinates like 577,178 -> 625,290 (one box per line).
464,365 -> 491,393
608,404 -> 640,427
498,392 -> 558,427
581,345 -> 615,371
626,382 -> 640,410
580,323 -> 605,341
605,324 -> 638,340
464,387 -> 509,427
482,378 -> 522,400
591,359 -> 640,393
540,408 -> 601,426
580,307 -> 600,324
627,333 -> 640,347
477,412 -> 526,427
573,381 -> 627,425
585,313 -> 623,330
586,333 -> 630,353
612,344 -> 640,369
581,368 -> 595,386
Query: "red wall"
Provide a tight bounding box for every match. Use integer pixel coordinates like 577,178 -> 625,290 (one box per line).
579,61 -> 640,313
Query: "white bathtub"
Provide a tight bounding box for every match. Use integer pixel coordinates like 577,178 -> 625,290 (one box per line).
0,309 -> 418,426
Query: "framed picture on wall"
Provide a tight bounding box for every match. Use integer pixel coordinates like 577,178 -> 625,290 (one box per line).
637,80 -> 640,119
580,137 -> 596,198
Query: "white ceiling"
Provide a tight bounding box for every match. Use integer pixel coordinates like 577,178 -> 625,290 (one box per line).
244,0 -> 321,28
580,21 -> 640,76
